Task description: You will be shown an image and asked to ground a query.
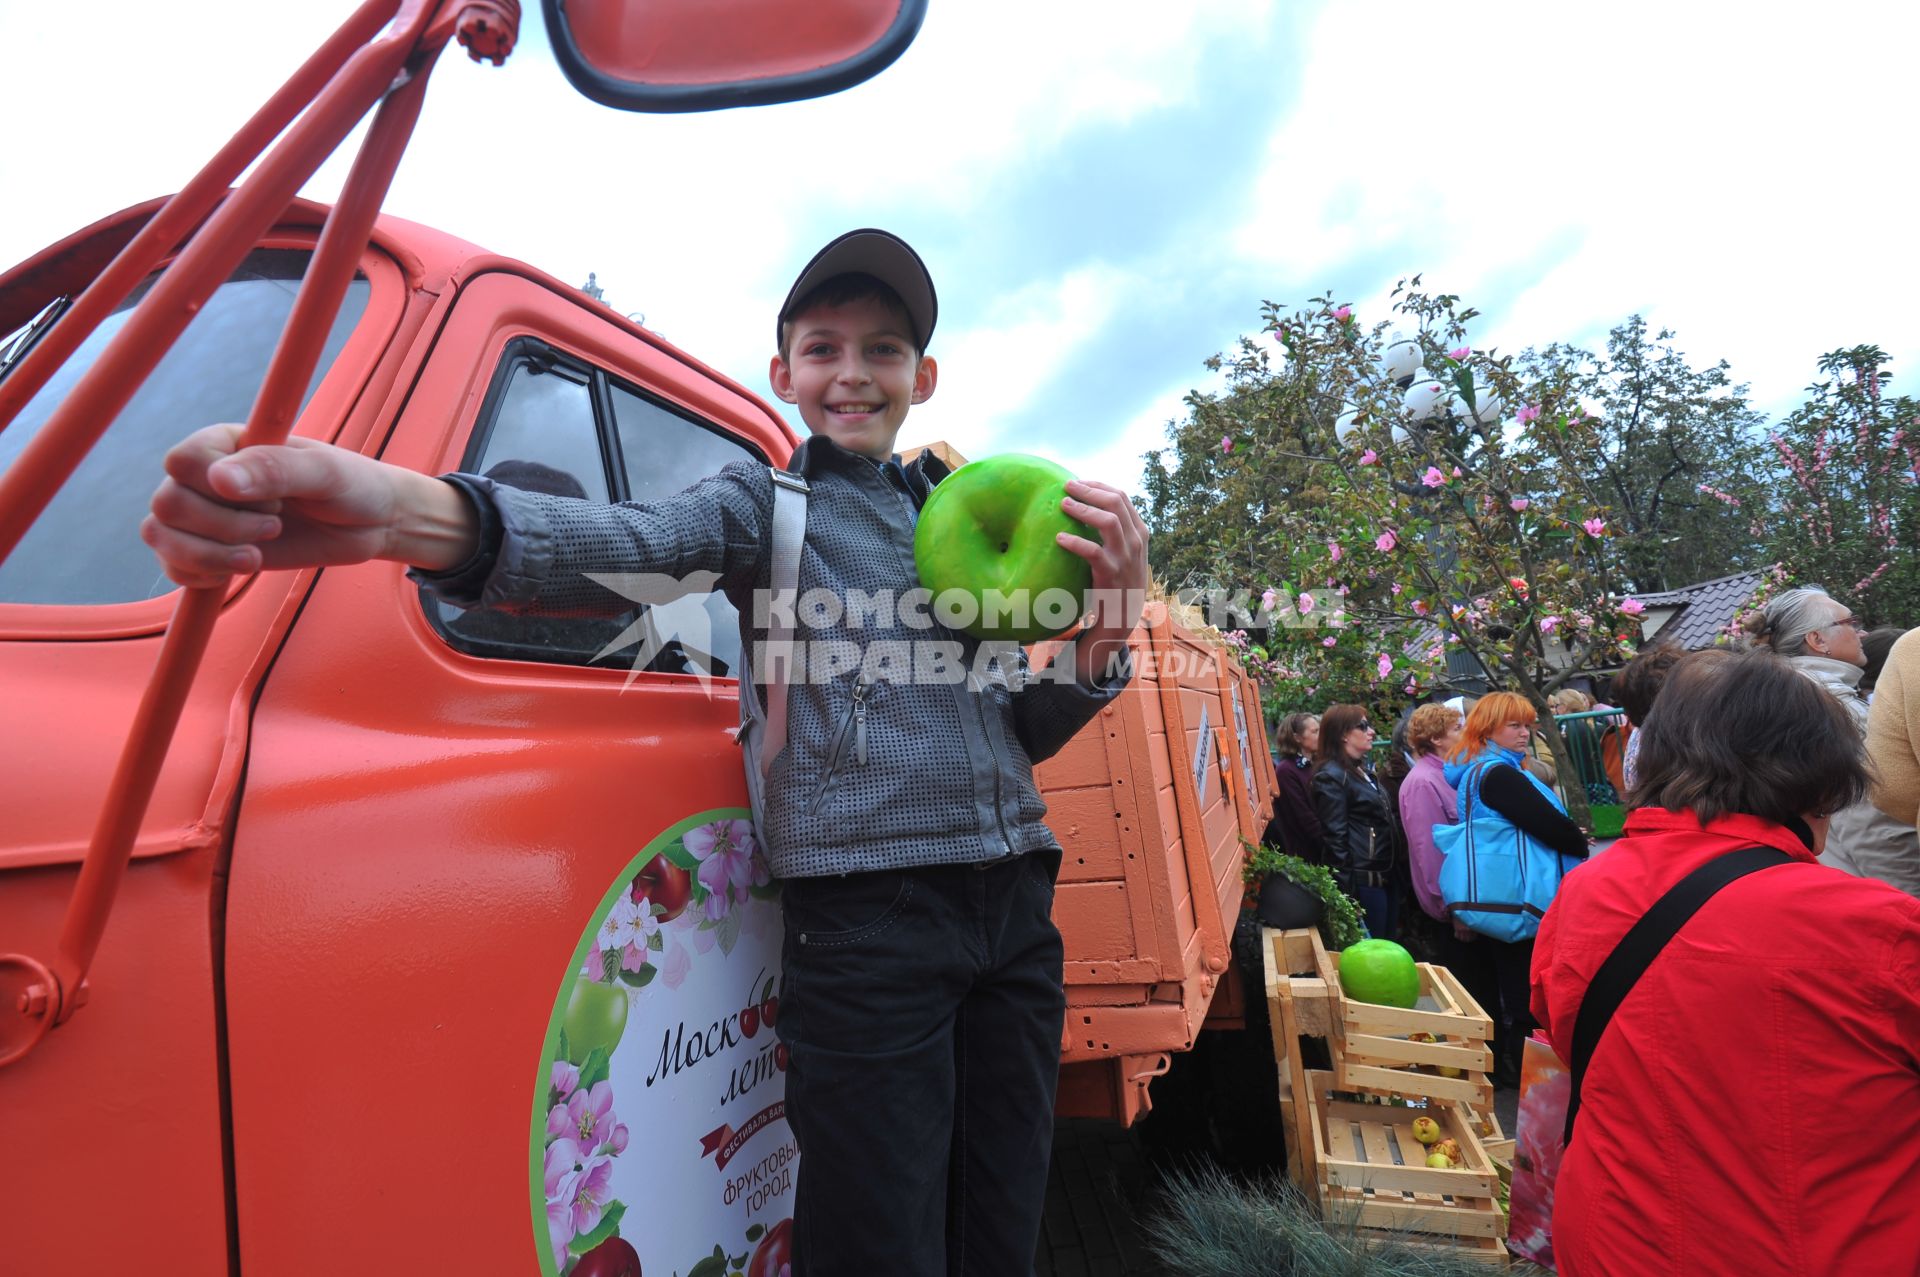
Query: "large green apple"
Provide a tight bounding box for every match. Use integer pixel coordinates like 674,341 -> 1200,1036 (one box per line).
564,978 -> 629,1064
914,454 -> 1100,643
1339,938 -> 1421,1009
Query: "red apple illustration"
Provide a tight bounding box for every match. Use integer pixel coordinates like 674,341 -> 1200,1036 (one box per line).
740,1004 -> 761,1039
573,1235 -> 642,1277
760,994 -> 779,1029
748,1218 -> 793,1277
633,852 -> 693,921
774,1043 -> 789,1072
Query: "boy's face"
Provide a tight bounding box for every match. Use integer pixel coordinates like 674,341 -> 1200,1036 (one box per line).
769,297 -> 937,460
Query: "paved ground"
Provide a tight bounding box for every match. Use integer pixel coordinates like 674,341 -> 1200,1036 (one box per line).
1037,1119 -> 1169,1276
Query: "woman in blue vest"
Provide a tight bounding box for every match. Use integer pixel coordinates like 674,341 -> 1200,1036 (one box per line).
1444,692 -> 1589,1087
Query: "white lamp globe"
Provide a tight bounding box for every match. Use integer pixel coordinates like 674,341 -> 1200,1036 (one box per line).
1382,335 -> 1423,384
1471,388 -> 1505,426
1334,409 -> 1361,442
1404,380 -> 1448,423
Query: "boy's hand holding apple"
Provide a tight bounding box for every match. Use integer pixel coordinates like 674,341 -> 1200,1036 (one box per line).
1056,477 -> 1148,686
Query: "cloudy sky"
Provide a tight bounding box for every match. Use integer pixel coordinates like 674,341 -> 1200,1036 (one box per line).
3,1 -> 1915,497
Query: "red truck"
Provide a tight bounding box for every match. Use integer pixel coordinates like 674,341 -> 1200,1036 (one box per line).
0,4 -> 1275,1272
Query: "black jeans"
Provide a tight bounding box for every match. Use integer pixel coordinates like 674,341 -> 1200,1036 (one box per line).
776,850 -> 1066,1277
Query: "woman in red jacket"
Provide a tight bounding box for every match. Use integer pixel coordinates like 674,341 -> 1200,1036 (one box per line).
1530,649 -> 1920,1276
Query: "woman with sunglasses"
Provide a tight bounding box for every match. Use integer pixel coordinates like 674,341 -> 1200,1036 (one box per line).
1311,704 -> 1401,940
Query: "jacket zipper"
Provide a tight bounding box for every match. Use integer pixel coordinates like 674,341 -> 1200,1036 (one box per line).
810,675 -> 873,814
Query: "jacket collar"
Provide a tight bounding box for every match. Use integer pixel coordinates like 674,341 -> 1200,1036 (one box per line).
1621,807 -> 1820,862
787,435 -> 954,501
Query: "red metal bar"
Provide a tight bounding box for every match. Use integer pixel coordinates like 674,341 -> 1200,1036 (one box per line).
0,0 -> 405,439
48,47 -> 448,1022
0,2 -> 433,569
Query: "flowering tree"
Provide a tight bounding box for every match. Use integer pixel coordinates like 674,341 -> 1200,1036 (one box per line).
1144,283 -> 1665,828
1765,346 -> 1920,624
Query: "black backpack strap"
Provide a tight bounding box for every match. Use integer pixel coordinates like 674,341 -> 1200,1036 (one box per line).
1562,845 -> 1794,1144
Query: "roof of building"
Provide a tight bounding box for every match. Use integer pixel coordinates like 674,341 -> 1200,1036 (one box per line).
1633,569 -> 1767,649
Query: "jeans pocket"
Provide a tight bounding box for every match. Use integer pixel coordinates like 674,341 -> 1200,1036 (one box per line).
786,871 -> 914,948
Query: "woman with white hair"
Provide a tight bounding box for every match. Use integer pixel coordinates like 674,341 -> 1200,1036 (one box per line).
1745,586 -> 1920,895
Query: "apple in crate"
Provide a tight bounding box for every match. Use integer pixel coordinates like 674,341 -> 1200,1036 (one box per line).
1410,1115 -> 1441,1145
914,454 -> 1099,642
1338,938 -> 1420,1008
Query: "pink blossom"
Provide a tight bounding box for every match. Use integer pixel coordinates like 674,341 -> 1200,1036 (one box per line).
1390,582 -> 1403,595
1619,598 -> 1646,616
556,1151 -> 616,1239
544,1139 -> 586,1265
1516,403 -> 1541,425
1581,517 -> 1607,537
1412,599 -> 1430,616
1451,466 -> 1462,477
1422,466 -> 1447,488
685,819 -> 766,918
1375,531 -> 1397,553
1377,653 -> 1394,679
1539,616 -> 1559,635
1220,435 -> 1234,455
1447,345 -> 1471,361
1508,576 -> 1529,597
551,1060 -> 580,1100
1260,588 -> 1278,613
657,936 -> 694,989
1333,305 -> 1353,322
1322,636 -> 1337,648
1359,449 -> 1379,465
560,1080 -> 625,1155
1510,497 -> 1530,512
1297,592 -> 1316,615
1328,541 -> 1344,563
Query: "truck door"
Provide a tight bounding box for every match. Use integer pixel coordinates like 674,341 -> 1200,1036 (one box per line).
0,241 -> 398,1272
222,271 -> 798,1276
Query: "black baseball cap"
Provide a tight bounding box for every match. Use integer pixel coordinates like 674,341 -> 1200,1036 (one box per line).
776,228 -> 938,353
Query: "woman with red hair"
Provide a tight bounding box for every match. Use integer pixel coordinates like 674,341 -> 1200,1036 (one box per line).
1444,691 -> 1589,1085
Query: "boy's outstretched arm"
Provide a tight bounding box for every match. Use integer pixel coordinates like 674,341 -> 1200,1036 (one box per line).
144,424 -> 480,589
1057,478 -> 1149,687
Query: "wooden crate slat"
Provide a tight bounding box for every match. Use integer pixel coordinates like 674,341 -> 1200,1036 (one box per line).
1337,1059 -> 1495,1109
1342,1030 -> 1495,1072
1323,1189 -> 1508,1238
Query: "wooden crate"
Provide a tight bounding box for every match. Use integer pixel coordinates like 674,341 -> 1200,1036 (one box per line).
1329,962 -> 1495,1108
1305,1070 -> 1507,1245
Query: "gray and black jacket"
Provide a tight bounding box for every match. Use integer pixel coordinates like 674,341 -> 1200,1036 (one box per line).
417,435 -> 1130,879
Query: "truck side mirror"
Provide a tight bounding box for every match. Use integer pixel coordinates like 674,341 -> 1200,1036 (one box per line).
542,0 -> 927,113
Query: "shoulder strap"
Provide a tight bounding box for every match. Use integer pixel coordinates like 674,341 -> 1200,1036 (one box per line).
758,467 -> 809,780
1562,844 -> 1794,1143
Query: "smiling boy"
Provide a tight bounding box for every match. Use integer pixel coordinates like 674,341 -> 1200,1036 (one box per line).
147,228 -> 1150,1275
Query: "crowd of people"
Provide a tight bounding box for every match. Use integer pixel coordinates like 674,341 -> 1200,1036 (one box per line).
1262,584 -> 1920,1273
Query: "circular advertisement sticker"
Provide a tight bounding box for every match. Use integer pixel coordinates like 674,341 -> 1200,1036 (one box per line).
531,810 -> 794,1277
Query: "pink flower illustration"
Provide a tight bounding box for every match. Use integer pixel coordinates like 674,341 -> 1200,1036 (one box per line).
1582,517 -> 1607,537
557,1152 -> 616,1239
1620,598 -> 1647,616
551,1060 -> 580,1099
1359,448 -> 1379,465
685,819 -> 767,918
1422,466 -> 1447,488
1447,345 -> 1471,361
1375,531 -> 1397,553
544,1139 -> 586,1265
560,1080 -> 626,1156
1377,653 -> 1393,679
657,936 -> 694,989
1510,497 -> 1530,511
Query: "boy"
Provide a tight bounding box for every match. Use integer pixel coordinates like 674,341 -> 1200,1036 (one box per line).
146,229 -> 1149,1275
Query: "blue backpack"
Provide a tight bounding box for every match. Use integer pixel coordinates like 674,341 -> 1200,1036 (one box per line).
1436,759 -> 1582,943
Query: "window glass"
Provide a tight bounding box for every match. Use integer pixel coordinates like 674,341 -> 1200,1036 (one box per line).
430,350 -> 751,682
0,250 -> 369,605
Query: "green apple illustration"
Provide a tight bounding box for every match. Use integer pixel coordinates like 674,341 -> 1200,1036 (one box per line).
564,977 -> 629,1065
914,454 -> 1099,643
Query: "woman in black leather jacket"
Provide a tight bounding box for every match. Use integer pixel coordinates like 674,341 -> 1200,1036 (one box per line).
1311,703 -> 1400,940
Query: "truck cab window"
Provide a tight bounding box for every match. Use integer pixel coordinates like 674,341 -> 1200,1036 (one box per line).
428,340 -> 756,679
0,250 -> 369,605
